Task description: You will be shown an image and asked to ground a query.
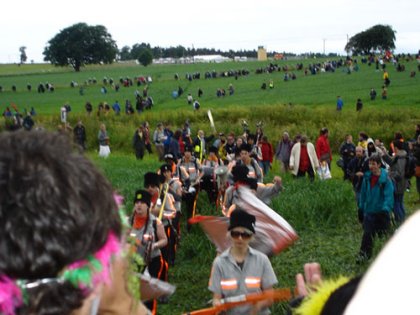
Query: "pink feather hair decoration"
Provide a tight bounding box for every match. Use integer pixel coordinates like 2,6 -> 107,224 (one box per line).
0,232 -> 122,315
0,194 -> 125,314
0,276 -> 23,315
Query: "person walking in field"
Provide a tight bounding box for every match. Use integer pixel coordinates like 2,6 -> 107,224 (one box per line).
153,123 -> 167,161
380,140 -> 408,223
208,209 -> 278,315
356,98 -> 363,111
259,136 -> 273,176
98,123 -> 110,158
316,128 -> 332,168
133,125 -> 146,160
275,132 -> 293,173
289,136 -> 320,182
130,189 -> 168,315
382,85 -> 388,100
336,96 -> 344,111
358,153 -> 394,262
73,119 -> 87,151
369,88 -> 377,100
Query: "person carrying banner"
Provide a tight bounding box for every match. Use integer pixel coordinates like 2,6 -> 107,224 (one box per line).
130,189 -> 168,314
179,144 -> 201,231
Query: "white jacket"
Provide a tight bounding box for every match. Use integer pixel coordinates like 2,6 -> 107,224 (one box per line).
289,142 -> 320,175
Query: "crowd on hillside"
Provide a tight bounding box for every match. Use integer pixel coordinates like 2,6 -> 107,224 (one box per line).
1,53 -> 420,314
1,115 -> 420,314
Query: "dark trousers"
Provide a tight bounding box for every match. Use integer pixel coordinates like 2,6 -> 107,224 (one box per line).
360,212 -> 390,258
393,193 -> 405,223
296,167 -> 315,182
161,219 -> 178,266
145,143 -> 152,154
135,147 -> 145,160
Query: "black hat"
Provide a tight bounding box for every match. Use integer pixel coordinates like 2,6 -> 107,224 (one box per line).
209,146 -> 218,154
228,209 -> 256,233
160,164 -> 172,174
232,165 -> 249,182
232,165 -> 258,190
144,172 -> 163,187
133,189 -> 151,207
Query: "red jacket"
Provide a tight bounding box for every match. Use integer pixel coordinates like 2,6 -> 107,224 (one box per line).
316,135 -> 332,161
260,142 -> 273,162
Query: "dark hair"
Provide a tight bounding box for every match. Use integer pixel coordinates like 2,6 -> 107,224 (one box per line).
393,140 -> 403,150
0,130 -> 122,315
320,128 -> 328,135
359,132 -> 368,140
240,143 -> 252,152
394,132 -> 403,140
173,129 -> 182,140
368,153 -> 382,164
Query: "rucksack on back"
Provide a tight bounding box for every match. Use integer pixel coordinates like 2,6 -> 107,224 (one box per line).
394,155 -> 416,179
405,155 -> 417,178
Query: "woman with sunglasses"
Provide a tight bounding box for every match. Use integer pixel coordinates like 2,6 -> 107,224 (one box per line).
208,209 -> 278,315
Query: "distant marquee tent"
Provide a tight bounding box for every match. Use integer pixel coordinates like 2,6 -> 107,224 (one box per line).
153,55 -> 233,64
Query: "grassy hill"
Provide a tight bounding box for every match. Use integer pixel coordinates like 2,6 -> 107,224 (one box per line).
1,57 -> 419,152
1,58 -> 419,113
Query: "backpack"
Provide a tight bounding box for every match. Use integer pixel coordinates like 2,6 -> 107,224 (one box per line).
404,155 -> 417,179
396,155 -> 417,179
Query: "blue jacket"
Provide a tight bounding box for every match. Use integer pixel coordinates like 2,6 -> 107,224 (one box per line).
358,169 -> 394,214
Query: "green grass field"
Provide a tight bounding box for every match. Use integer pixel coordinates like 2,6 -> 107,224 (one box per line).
2,58 -> 420,314
1,58 -> 419,114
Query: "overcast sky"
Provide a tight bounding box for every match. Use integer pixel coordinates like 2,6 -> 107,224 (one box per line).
1,0 -> 419,63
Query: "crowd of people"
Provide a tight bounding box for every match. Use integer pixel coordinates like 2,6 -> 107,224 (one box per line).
103,118 -> 418,313
1,118 -> 420,314
1,54 -> 419,314
335,128 -> 420,263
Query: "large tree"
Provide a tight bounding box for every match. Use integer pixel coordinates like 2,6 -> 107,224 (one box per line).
119,45 -> 132,61
19,46 -> 27,64
345,24 -> 396,55
137,49 -> 153,67
43,23 -> 118,71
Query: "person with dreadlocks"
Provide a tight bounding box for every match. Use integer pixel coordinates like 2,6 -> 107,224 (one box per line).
0,130 -> 149,315
130,189 -> 168,315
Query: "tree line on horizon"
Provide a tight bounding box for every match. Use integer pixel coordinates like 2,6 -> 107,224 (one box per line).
37,22 -> 397,71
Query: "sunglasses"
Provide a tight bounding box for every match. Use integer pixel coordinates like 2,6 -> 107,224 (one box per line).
230,230 -> 253,240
